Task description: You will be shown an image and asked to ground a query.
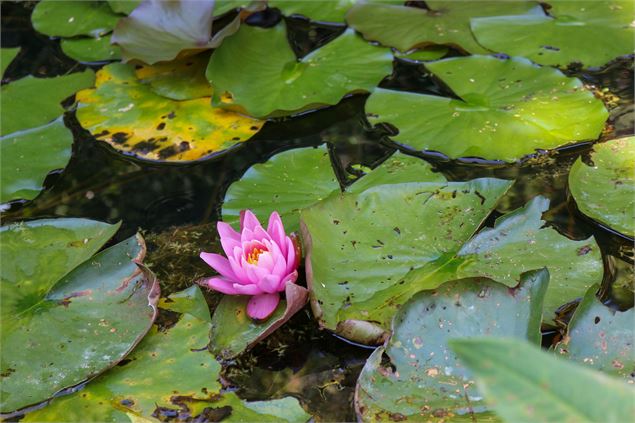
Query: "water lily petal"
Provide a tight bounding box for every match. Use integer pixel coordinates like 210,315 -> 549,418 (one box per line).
240,227 -> 255,243
217,221 -> 241,256
200,252 -> 237,280
200,277 -> 240,294
241,256 -> 260,284
232,283 -> 263,295
271,253 -> 287,277
278,270 -> 298,291
259,274 -> 281,294
240,209 -> 261,232
285,237 -> 297,274
229,254 -> 249,284
267,211 -> 287,254
247,293 -> 281,320
257,250 -> 275,272
253,225 -> 272,243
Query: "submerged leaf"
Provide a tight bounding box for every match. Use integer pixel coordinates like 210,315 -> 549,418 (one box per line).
76,63 -> 264,162
347,1 -> 540,53
0,220 -> 158,413
555,285 -> 635,381
1,47 -> 19,76
1,69 -> 95,136
32,0 -> 121,37
355,269 -> 549,421
365,55 -> 608,161
111,0 -> 236,64
450,337 -> 635,423
0,119 -> 73,204
206,23 -> 393,117
568,136 -> 635,238
471,0 -> 635,67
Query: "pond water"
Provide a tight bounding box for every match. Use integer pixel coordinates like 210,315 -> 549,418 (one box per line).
1,2 -> 634,422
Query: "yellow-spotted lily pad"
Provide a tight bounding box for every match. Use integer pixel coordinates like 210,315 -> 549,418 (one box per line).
76,63 -> 264,162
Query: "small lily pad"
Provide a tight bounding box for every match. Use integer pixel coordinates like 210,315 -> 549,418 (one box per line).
32,0 -> 121,37
206,23 -> 393,117
451,337 -> 635,423
568,137 -> 635,238
346,1 -> 540,53
393,46 -> 449,62
134,52 -> 213,100
75,63 -> 264,162
107,0 -> 141,15
1,69 -> 95,136
355,269 -> 548,421
365,55 -> 608,161
222,145 -> 340,232
471,0 -> 635,68
61,35 -> 121,63
111,0 -> 238,64
208,283 -> 309,360
555,285 -> 635,381
0,219 -> 158,413
1,47 -> 19,76
0,119 -> 73,204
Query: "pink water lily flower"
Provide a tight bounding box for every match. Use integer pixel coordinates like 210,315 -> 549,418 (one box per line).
199,210 -> 300,320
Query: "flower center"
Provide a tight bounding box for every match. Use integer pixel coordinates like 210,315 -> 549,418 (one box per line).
246,247 -> 265,264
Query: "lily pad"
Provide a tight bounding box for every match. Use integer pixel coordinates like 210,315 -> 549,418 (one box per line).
271,0 -> 356,23
355,269 -> 549,422
22,286 -> 309,422
0,119 -> 73,204
134,52 -> 212,100
222,145 -> 340,233
365,55 -> 608,162
1,47 -> 19,76
471,0 -> 635,68
31,0 -> 120,38
75,63 -> 264,162
568,137 -> 635,238
1,69 -> 95,136
111,0 -> 239,64
393,46 -> 449,62
206,23 -> 393,117
302,187 -> 602,343
346,1 -> 540,53
107,0 -> 141,15
0,219 -> 158,413
208,283 -> 309,360
157,284 -> 211,323
555,285 -> 635,381
451,337 -> 635,423
61,35 -> 122,63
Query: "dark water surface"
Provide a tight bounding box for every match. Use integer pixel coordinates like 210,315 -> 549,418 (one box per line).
2,2 -> 633,421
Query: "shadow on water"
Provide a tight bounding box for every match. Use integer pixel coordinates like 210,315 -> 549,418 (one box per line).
2,2 -> 633,421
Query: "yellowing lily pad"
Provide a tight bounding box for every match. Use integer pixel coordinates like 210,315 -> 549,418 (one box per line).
76,63 -> 264,162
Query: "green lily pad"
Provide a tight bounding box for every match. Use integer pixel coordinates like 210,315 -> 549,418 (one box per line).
471,0 -> 635,68
355,269 -> 549,422
1,69 -> 95,136
393,46 -> 449,62
222,145 -> 340,232
0,119 -> 73,204
209,283 -> 308,360
271,0 -> 356,23
1,47 -> 19,76
450,337 -> 635,423
0,219 -> 159,413
158,284 -> 211,323
22,286 -> 309,422
302,187 -> 602,343
555,285 -> 635,381
107,0 -> 141,15
76,63 -> 264,162
365,55 -> 608,162
32,0 -> 121,38
111,0 -> 239,64
61,35 -> 122,63
569,137 -> 635,238
206,23 -> 393,117
134,52 -> 213,100
346,1 -> 540,53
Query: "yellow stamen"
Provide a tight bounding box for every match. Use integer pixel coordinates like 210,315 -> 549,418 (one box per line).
247,248 -> 265,264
